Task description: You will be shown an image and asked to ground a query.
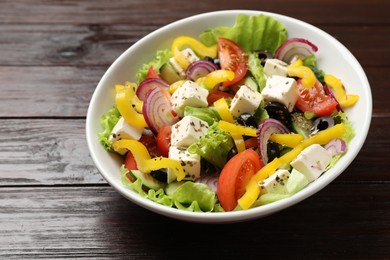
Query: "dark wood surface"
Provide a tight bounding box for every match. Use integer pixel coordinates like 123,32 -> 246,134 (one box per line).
1,0 -> 389,258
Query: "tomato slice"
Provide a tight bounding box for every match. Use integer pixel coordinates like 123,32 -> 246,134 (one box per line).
207,90 -> 235,105
295,79 -> 338,116
125,152 -> 138,171
217,37 -> 248,87
156,125 -> 172,157
145,65 -> 161,79
217,149 -> 262,211
139,134 -> 161,158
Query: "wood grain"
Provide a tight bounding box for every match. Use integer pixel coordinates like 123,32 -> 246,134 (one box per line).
0,184 -> 389,259
0,24 -> 388,67
0,0 -> 388,25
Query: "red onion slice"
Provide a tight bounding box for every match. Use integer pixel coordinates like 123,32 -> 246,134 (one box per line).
257,118 -> 289,164
142,87 -> 179,134
324,84 -> 344,112
136,78 -> 169,101
195,175 -> 219,193
185,60 -> 218,81
324,138 -> 347,156
274,38 -> 318,64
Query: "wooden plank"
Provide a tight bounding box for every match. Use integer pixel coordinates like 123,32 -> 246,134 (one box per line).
0,184 -> 389,258
0,117 -> 388,186
0,0 -> 388,25
0,24 -> 388,67
0,66 -> 104,117
0,119 -> 105,185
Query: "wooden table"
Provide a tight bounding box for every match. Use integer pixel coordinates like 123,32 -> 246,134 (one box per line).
1,0 -> 389,258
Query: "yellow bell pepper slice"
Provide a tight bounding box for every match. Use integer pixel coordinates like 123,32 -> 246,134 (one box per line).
217,120 -> 257,137
168,80 -> 186,94
172,36 -> 218,69
324,74 -> 359,108
231,133 -> 246,153
115,83 -> 147,128
269,133 -> 305,147
113,139 -> 185,181
287,61 -> 316,88
196,70 -> 235,90
238,123 -> 346,210
214,98 -> 234,123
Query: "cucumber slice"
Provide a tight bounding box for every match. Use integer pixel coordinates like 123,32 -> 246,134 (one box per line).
160,62 -> 182,84
243,76 -> 259,92
291,111 -> 313,138
128,170 -> 166,190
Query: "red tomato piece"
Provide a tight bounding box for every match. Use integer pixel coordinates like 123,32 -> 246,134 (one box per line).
217,149 -> 262,211
124,151 -> 138,171
244,137 -> 258,150
207,90 -> 235,105
295,79 -> 338,116
217,37 -> 248,87
145,66 -> 161,79
156,125 -> 172,157
139,134 -> 161,158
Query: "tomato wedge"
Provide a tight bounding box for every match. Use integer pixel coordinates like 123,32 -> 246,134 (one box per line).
217,37 -> 248,87
295,79 -> 338,116
207,90 -> 235,106
145,65 -> 161,79
156,125 -> 172,157
217,149 -> 262,211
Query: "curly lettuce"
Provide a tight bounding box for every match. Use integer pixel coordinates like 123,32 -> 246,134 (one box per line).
97,105 -> 121,151
199,14 -> 287,53
135,49 -> 172,84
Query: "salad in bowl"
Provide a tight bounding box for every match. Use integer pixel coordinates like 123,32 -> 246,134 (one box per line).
86,10 -> 371,223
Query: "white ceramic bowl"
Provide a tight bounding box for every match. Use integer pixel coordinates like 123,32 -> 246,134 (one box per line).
86,10 -> 372,223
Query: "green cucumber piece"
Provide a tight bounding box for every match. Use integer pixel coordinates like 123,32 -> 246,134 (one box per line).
128,170 -> 166,190
160,62 -> 182,84
243,76 -> 259,92
291,111 -> 313,138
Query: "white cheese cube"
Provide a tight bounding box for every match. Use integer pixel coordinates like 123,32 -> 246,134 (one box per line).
259,169 -> 290,194
170,115 -> 209,147
169,57 -> 185,78
170,80 -> 209,117
290,144 -> 333,182
109,117 -> 144,155
168,48 -> 200,78
167,146 -> 201,183
263,59 -> 289,77
229,85 -> 263,117
261,75 -> 298,112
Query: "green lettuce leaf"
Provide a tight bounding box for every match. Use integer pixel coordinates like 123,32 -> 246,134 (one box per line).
183,106 -> 221,126
120,165 -> 216,212
199,14 -> 287,53
135,49 -> 172,84
97,105 -> 121,151
248,52 -> 267,91
303,54 -> 325,84
187,122 -> 234,169
172,182 -> 216,212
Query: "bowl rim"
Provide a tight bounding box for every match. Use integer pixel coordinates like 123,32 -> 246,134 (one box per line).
86,9 -> 372,223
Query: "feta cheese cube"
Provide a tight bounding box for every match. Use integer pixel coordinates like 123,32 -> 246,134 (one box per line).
263,59 -> 289,77
229,85 -> 263,117
290,144 -> 333,182
167,146 -> 201,183
261,75 -> 298,112
168,48 -> 200,78
170,115 -> 209,147
109,117 -> 144,155
259,169 -> 290,194
170,80 -> 209,117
